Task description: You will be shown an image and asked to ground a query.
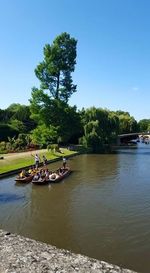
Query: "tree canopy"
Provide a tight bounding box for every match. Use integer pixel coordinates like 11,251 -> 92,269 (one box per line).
138,119 -> 150,132
1,33 -> 147,153
116,111 -> 138,134
34,32 -> 77,103
80,107 -> 119,152
30,32 -> 79,145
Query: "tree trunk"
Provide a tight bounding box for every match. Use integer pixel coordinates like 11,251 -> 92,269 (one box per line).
56,73 -> 60,99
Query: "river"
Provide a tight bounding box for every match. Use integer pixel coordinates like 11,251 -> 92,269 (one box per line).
0,143 -> 150,273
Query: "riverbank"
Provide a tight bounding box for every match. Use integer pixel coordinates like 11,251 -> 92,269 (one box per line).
0,148 -> 77,176
112,144 -> 138,151
0,229 -> 136,273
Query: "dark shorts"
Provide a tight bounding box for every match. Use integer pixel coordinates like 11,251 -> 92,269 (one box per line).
35,161 -> 39,166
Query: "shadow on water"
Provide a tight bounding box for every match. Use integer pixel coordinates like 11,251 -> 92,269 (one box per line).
117,151 -> 150,155
14,183 -> 28,187
0,193 -> 24,203
116,145 -> 150,155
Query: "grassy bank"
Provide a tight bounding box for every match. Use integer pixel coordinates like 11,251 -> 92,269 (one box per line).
0,148 -> 77,174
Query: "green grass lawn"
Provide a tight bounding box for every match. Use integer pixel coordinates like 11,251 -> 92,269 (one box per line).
0,148 -> 77,174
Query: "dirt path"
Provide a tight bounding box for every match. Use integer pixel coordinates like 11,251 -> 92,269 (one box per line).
2,149 -> 47,160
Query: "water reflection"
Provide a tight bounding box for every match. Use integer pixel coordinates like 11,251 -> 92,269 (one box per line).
0,148 -> 150,272
0,193 -> 24,203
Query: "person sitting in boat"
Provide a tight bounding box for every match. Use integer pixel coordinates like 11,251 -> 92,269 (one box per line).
49,172 -> 59,180
38,174 -> 43,182
32,167 -> 36,174
58,167 -> 64,175
45,169 -> 49,178
28,167 -> 32,174
39,169 -> 45,178
28,167 -> 34,175
49,172 -> 56,180
19,169 -> 26,178
54,170 -> 60,179
33,172 -> 40,181
34,166 -> 39,173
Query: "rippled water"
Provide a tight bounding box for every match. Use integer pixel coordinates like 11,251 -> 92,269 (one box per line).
0,144 -> 150,273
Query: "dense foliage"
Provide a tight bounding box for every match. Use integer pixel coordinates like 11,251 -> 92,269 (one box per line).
0,33 -> 148,154
0,103 -> 146,153
79,107 -> 119,152
34,32 -> 77,103
0,103 -> 36,152
115,111 -> 138,134
138,119 -> 150,132
0,103 -> 36,134
30,32 -> 82,146
0,124 -> 18,141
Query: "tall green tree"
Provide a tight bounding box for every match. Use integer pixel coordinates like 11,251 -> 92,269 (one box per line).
80,107 -> 119,152
115,111 -> 138,134
34,32 -> 77,103
30,32 -> 79,144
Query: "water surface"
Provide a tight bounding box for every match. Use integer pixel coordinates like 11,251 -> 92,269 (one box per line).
0,144 -> 150,273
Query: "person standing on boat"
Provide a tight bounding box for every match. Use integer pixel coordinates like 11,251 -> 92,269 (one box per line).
42,155 -> 47,165
34,154 -> 40,168
62,156 -> 67,169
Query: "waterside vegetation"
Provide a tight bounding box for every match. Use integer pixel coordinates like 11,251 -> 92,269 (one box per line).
0,148 -> 77,175
0,32 -> 149,157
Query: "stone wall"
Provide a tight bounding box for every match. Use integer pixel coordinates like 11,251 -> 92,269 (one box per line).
0,229 -> 137,273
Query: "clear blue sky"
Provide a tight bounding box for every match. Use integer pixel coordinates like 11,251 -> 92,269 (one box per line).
0,0 -> 150,121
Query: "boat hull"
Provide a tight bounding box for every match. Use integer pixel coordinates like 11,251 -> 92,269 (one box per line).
32,177 -> 49,185
15,175 -> 33,183
49,168 -> 71,183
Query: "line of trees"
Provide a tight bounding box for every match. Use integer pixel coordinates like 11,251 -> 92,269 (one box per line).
0,32 -> 149,153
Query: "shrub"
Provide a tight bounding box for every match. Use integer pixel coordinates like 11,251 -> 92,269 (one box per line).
0,124 -> 18,141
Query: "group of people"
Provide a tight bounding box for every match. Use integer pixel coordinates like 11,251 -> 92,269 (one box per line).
32,167 -> 67,181
19,166 -> 40,178
33,153 -> 67,169
32,168 -> 50,181
19,155 -> 67,180
32,154 -> 47,168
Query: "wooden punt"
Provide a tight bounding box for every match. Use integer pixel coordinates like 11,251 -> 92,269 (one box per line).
32,177 -> 49,185
15,175 -> 33,183
49,167 -> 71,183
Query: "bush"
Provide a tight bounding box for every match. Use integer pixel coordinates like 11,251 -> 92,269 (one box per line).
0,141 -> 7,153
0,149 -> 7,154
0,124 -> 18,141
31,125 -> 57,147
47,143 -> 59,153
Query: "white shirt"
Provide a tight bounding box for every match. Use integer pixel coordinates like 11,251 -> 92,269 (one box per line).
35,155 -> 39,162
